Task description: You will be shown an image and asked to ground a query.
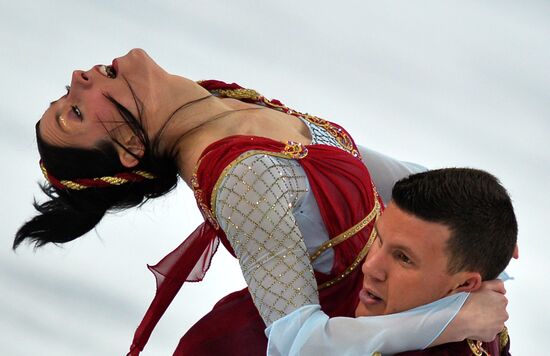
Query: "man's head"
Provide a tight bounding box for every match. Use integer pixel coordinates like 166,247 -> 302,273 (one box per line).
355,168 -> 517,317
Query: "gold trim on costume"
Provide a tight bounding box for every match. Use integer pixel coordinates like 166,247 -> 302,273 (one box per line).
134,170 -> 156,179
467,339 -> 490,356
193,135 -> 380,290
283,141 -> 309,159
298,113 -> 359,158
40,162 -> 155,191
317,225 -> 378,291
208,148 -> 307,220
59,180 -> 87,190
98,176 -> 129,185
310,196 -> 380,263
202,83 -> 361,159
499,326 -> 509,350
192,83 -> 373,292
210,88 -> 261,101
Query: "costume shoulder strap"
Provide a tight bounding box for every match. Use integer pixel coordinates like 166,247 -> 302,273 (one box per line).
197,79 -> 361,158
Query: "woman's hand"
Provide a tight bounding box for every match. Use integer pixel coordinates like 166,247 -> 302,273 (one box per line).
432,280 -> 508,345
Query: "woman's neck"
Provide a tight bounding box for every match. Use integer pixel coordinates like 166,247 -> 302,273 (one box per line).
146,76 -> 254,185
150,76 -> 311,186
171,101 -> 266,185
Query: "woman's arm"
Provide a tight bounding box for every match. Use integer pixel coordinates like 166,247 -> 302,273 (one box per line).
430,280 -> 509,346
266,283 -> 508,356
266,293 -> 469,356
213,153 -> 468,353
214,153 -> 319,325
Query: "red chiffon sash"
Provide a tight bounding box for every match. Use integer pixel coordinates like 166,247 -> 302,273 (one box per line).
128,223 -> 218,355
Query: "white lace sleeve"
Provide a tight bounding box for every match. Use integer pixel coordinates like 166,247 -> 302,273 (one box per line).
214,153 -> 319,326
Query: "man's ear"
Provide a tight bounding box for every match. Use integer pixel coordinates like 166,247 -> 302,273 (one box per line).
449,272 -> 482,294
117,135 -> 144,168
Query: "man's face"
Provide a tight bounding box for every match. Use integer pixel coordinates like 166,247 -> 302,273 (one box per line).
355,202 -> 471,317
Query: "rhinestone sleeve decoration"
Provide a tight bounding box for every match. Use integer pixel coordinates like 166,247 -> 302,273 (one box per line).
191,162 -> 220,230
214,153 -> 318,326
283,141 -> 308,159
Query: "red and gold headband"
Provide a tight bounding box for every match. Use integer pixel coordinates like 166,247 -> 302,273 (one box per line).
39,160 -> 156,190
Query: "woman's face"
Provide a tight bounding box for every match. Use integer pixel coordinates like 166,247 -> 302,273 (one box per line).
39,48 -> 166,148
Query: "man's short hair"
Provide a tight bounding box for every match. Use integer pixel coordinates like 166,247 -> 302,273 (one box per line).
391,168 -> 517,280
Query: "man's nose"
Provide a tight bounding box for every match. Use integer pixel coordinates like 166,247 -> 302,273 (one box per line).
362,243 -> 386,282
71,69 -> 92,89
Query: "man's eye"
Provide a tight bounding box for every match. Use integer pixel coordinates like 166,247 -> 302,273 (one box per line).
396,251 -> 412,265
65,85 -> 71,94
72,105 -> 82,118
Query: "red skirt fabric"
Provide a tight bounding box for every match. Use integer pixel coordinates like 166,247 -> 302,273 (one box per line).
174,288 -> 267,355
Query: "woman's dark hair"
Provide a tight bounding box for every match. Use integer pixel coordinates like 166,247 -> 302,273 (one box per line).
14,83 -> 211,249
391,168 -> 518,280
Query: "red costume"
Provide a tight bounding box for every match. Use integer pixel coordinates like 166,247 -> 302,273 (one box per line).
128,81 -> 383,355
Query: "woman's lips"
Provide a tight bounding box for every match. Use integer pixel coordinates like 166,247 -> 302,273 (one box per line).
359,288 -> 384,306
112,58 -> 119,73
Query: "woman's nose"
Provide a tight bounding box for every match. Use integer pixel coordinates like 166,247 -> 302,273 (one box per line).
71,69 -> 92,89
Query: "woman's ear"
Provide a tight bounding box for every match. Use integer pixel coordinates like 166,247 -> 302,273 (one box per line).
117,135 -> 144,168
449,272 -> 482,295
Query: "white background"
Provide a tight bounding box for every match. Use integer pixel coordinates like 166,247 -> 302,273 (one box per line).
1,1 -> 548,355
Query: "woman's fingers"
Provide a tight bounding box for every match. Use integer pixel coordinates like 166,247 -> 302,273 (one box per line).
481,279 -> 506,294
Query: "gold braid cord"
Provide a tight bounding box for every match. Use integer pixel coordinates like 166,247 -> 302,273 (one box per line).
40,161 -> 155,190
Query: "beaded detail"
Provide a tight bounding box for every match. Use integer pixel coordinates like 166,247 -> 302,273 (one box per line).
283,141 -> 308,159
215,153 -> 317,325
194,188 -> 220,230
301,118 -> 344,149
208,87 -> 261,101
299,114 -> 359,158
